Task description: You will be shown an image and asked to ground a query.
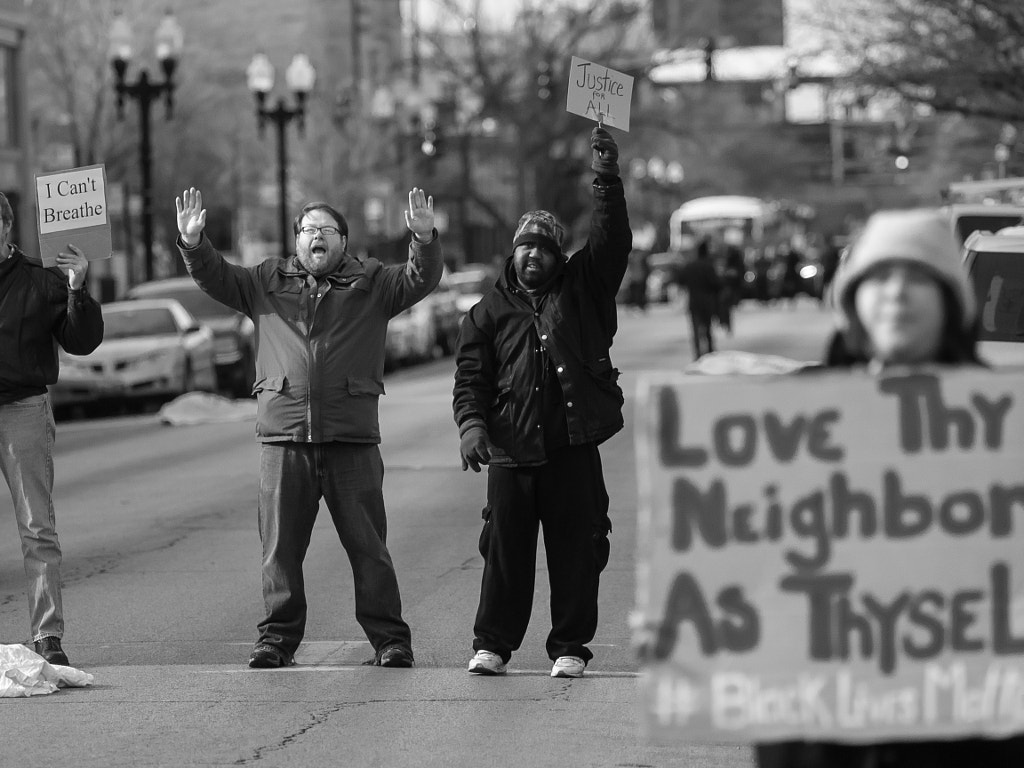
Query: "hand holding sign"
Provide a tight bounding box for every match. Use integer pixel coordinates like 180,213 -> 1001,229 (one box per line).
591,126 -> 620,177
175,187 -> 207,248
56,244 -> 89,289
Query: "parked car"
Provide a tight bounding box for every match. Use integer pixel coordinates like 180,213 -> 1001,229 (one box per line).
450,265 -> 497,314
943,203 -> 1024,245
384,269 -> 463,370
645,251 -> 687,303
962,227 -> 1024,368
126,277 -> 255,397
50,299 -> 218,408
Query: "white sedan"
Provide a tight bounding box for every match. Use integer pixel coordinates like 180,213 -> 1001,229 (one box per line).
50,298 -> 218,407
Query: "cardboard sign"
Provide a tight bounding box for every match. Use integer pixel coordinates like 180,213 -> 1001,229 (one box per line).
35,164 -> 112,268
566,56 -> 634,131
635,368 -> 1024,744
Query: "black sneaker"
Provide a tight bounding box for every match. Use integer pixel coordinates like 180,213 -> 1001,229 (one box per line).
34,636 -> 69,666
248,644 -> 294,669
377,645 -> 414,668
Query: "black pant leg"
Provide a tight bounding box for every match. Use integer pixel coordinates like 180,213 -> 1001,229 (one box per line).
472,464 -> 540,663
539,444 -> 610,663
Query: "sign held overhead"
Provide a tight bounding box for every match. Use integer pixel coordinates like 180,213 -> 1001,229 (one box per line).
566,56 -> 634,131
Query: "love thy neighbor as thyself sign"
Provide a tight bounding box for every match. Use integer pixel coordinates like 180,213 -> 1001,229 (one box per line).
566,56 -> 634,131
35,164 -> 112,268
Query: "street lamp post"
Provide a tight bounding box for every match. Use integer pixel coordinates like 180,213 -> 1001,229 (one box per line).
109,10 -> 183,284
246,53 -> 316,258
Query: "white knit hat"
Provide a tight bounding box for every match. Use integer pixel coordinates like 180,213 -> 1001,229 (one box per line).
832,208 -> 976,331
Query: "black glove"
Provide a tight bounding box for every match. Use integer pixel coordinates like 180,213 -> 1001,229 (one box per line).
459,425 -> 493,472
591,126 -> 620,178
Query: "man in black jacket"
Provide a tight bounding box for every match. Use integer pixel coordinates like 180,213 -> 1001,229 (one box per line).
453,127 -> 631,678
0,192 -> 104,666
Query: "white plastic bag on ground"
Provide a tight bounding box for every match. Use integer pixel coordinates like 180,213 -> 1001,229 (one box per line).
684,350 -> 814,376
0,643 -> 94,697
158,391 -> 257,426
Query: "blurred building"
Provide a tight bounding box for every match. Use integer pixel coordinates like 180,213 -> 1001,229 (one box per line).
642,0 -> 1001,241
0,0 -> 33,256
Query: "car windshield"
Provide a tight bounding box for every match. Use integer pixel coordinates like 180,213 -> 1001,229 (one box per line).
104,308 -> 180,340
452,278 -> 489,295
970,251 -> 1024,342
133,287 -> 230,320
955,215 -> 1024,244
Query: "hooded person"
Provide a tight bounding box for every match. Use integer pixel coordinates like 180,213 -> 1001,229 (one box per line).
823,208 -> 982,369
452,125 -> 632,678
755,209 -> 1020,768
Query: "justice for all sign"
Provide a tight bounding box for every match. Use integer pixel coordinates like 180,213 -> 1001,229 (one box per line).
635,368 -> 1024,743
35,164 -> 112,267
566,56 -> 634,131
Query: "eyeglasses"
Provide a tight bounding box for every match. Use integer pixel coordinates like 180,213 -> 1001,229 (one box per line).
299,225 -> 342,236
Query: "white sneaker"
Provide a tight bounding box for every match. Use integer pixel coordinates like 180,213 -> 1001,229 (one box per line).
551,655 -> 586,678
468,650 -> 507,675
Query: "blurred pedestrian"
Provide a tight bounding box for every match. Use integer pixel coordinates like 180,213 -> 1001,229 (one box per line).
627,248 -> 650,313
0,192 -> 104,666
175,186 -> 441,669
679,238 -> 721,360
752,250 -> 772,304
717,244 -> 745,334
756,209 -> 1023,767
778,242 -> 802,304
453,126 -> 631,678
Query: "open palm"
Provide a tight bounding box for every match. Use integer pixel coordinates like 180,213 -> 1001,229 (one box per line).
404,187 -> 434,238
175,187 -> 207,246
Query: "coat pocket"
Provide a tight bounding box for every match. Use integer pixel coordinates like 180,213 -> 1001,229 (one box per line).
478,504 -> 493,559
251,374 -> 287,397
346,377 -> 385,396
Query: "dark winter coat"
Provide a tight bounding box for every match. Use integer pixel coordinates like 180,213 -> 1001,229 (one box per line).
452,177 -> 632,467
0,246 -> 104,406
178,233 -> 442,443
679,257 -> 721,319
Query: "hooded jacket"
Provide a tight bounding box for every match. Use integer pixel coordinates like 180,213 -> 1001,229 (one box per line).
0,246 -> 104,406
452,177 -> 632,466
178,233 -> 442,443
827,208 -> 980,366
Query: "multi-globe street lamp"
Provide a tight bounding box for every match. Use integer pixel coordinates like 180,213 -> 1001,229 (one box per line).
109,9 -> 184,283
246,53 -> 317,258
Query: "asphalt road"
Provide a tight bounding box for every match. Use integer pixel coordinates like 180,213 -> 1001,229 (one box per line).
0,299 -> 834,768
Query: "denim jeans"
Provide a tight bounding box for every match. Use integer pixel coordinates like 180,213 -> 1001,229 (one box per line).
473,443 -> 611,663
0,394 -> 63,642
257,441 -> 411,657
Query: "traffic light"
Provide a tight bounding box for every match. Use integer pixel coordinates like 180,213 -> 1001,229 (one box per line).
421,122 -> 444,158
536,58 -> 552,101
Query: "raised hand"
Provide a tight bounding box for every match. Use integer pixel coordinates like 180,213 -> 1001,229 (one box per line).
55,244 -> 89,290
591,126 -> 620,177
175,187 -> 207,247
404,187 -> 435,241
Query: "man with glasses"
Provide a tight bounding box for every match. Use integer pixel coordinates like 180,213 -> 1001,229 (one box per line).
175,187 -> 440,669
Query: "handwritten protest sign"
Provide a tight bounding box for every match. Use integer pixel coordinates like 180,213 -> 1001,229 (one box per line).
634,368 -> 1024,743
35,164 -> 111,268
566,56 -> 634,131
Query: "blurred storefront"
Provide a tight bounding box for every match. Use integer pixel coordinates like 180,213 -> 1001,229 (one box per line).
0,0 -> 33,257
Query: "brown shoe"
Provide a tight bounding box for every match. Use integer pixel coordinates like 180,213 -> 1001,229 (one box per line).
247,643 -> 294,669
34,636 -> 69,666
377,645 -> 414,668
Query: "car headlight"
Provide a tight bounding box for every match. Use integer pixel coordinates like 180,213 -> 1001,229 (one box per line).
125,349 -> 175,369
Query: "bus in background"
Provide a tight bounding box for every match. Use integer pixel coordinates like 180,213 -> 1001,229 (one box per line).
667,195 -> 820,301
